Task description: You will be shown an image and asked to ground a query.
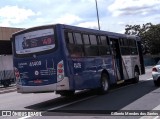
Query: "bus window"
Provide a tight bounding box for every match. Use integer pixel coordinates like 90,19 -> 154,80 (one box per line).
123,38 -> 128,46
119,38 -> 124,46
121,46 -> 131,55
131,48 -> 138,55
15,28 -> 55,55
120,38 -> 130,55
65,32 -> 84,57
83,34 -> 90,45
98,36 -> 110,56
101,36 -> 107,45
68,32 -> 74,44
65,31 -> 70,44
84,34 -> 99,56
97,36 -> 101,45
89,35 -> 97,45
74,33 -> 83,45
129,39 -> 138,55
133,40 -> 137,47
84,45 -> 99,56
99,46 -> 110,55
69,45 -> 84,57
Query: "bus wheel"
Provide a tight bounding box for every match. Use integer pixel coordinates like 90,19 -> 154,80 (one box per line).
56,90 -> 75,97
132,69 -> 139,83
154,80 -> 160,87
98,73 -> 110,94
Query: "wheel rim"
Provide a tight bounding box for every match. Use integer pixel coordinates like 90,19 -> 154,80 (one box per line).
102,75 -> 109,91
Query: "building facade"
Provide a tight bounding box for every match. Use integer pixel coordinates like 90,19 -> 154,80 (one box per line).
0,27 -> 23,54
0,27 -> 23,41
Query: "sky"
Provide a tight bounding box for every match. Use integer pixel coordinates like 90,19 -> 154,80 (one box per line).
0,0 -> 160,33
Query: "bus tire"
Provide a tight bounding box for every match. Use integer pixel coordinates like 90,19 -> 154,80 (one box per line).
154,80 -> 160,87
56,90 -> 75,97
132,68 -> 139,83
98,73 -> 110,94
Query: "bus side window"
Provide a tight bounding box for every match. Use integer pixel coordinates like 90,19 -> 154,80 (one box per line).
99,36 -> 110,55
83,34 -> 90,45
65,31 -> 74,56
84,34 -> 99,56
120,38 -> 130,55
65,31 -> 74,44
74,33 -> 83,45
129,39 -> 138,55
97,36 -> 101,45
119,38 -> 124,46
69,45 -> 84,57
101,36 -> 107,45
90,35 -> 97,45
65,32 -> 84,57
68,32 -> 74,44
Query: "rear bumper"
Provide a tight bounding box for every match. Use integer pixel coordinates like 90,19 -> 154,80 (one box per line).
17,83 -> 56,93
17,77 -> 70,93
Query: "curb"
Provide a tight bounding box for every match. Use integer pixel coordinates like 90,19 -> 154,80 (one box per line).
0,88 -> 17,94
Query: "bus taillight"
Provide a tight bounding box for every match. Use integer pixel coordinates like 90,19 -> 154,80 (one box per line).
14,67 -> 20,80
58,69 -> 63,73
57,60 -> 64,81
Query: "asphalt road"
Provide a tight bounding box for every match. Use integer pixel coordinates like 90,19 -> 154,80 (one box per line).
1,67 -> 160,119
0,84 -> 16,94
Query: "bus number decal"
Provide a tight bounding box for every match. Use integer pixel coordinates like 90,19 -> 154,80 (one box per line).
29,61 -> 41,67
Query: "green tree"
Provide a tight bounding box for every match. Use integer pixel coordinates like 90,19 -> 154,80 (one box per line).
125,23 -> 160,54
145,24 -> 160,54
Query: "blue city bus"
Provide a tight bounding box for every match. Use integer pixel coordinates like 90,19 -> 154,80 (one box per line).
11,24 -> 145,96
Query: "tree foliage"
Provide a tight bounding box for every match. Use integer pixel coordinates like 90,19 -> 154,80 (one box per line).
125,23 -> 160,54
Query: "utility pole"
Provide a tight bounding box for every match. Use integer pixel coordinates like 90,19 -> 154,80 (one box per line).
95,0 -> 100,30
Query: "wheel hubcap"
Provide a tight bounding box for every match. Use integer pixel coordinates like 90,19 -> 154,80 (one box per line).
102,77 -> 108,91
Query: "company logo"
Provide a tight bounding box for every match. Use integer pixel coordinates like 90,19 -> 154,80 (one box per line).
35,71 -> 39,75
2,111 -> 11,116
29,61 -> 41,67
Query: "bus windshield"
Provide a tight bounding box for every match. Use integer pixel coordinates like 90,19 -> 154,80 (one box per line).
15,28 -> 55,54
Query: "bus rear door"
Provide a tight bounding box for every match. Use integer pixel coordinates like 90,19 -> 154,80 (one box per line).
110,38 -> 124,83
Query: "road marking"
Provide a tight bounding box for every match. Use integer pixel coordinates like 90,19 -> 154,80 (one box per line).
152,104 -> 160,119
18,95 -> 96,119
47,95 -> 97,111
140,92 -> 160,119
